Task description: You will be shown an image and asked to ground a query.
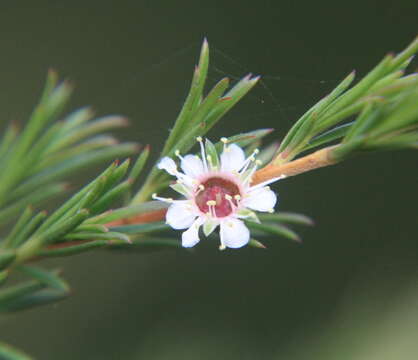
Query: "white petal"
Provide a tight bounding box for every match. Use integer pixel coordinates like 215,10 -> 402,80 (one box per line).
182,219 -> 202,247
220,143 -> 246,172
157,157 -> 177,176
219,218 -> 250,249
181,154 -> 204,178
166,201 -> 197,229
244,186 -> 277,212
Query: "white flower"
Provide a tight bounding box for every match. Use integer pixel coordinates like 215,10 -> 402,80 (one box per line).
154,137 -> 285,250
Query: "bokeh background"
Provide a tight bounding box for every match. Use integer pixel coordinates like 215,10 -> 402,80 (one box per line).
1,1 -> 418,359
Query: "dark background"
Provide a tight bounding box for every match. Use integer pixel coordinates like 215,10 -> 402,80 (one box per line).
1,1 -> 417,359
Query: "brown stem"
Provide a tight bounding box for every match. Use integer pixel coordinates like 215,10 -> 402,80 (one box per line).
252,146 -> 338,185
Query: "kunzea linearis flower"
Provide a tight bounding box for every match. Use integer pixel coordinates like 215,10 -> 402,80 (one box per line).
153,137 -> 285,250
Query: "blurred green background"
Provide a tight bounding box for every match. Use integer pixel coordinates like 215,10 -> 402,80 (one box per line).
1,1 -> 418,359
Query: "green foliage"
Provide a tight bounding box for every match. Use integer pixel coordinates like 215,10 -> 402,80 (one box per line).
0,37 -> 416,358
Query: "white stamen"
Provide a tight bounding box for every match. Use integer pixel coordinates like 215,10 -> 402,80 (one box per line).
197,137 -> 209,172
152,193 -> 174,203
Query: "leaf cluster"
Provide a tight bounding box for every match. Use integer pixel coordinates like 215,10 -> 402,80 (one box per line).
275,37 -> 418,164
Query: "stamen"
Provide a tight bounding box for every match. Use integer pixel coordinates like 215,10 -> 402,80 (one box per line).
220,137 -> 229,153
152,193 -> 174,203
195,184 -> 205,196
197,136 -> 208,172
239,148 -> 260,174
206,200 -> 217,206
224,194 -> 232,201
234,195 -> 241,201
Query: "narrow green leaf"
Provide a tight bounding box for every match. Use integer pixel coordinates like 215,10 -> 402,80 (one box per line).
2,206 -> 33,248
161,39 -> 209,155
109,221 -> 168,234
279,71 -> 356,152
205,138 -> 220,169
1,288 -> 70,313
64,231 -> 131,243
258,212 -> 314,226
46,115 -> 128,153
304,122 -> 354,151
0,250 -> 16,270
0,280 -> 45,305
9,211 -> 48,248
214,128 -> 274,151
0,183 -> 67,226
0,122 -> 19,160
0,341 -> 33,360
246,222 -> 301,242
129,145 -> 150,181
0,270 -> 8,285
90,180 -> 132,214
39,240 -> 106,257
16,209 -> 90,263
248,238 -> 266,249
18,265 -> 69,291
35,161 -> 117,233
86,201 -> 168,224
343,102 -> 382,142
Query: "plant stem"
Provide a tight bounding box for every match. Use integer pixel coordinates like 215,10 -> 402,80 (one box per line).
251,145 -> 338,185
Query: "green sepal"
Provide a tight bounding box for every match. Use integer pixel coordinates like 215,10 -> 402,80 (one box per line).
205,138 -> 220,170
203,219 -> 218,237
237,208 -> 260,223
170,183 -> 190,197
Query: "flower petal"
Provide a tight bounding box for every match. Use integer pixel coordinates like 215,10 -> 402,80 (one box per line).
220,218 -> 250,249
166,201 -> 197,229
181,154 -> 204,178
244,186 -> 277,212
182,219 -> 202,247
157,157 -> 177,176
220,143 -> 246,172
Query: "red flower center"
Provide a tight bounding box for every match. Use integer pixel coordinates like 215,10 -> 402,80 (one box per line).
195,177 -> 241,217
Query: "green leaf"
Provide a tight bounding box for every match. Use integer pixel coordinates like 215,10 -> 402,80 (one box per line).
161,39 -> 209,156
64,231 -> 131,243
18,265 -> 69,291
258,212 -> 314,226
0,183 -> 67,226
86,201 -> 168,224
304,122 -> 354,151
16,209 -> 90,263
1,288 -> 70,313
279,71 -> 355,152
246,222 -> 301,242
0,341 -> 33,360
2,206 -> 33,248
205,138 -> 220,169
214,128 -> 274,152
10,211 -> 48,248
90,180 -> 132,215
109,221 -> 169,234
129,145 -> 150,182
39,240 -> 107,257
248,238 -> 266,249
0,280 -> 45,306
0,250 -> 16,270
